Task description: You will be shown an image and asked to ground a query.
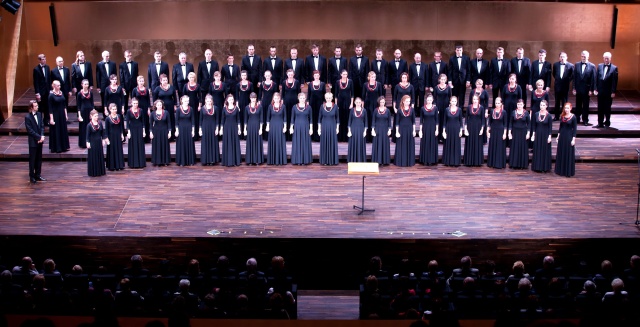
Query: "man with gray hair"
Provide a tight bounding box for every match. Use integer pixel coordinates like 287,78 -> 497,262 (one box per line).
172,52 -> 194,97
96,50 -> 117,107
594,52 -> 618,128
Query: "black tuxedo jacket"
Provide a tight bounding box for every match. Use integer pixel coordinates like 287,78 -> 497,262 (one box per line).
71,61 -> 93,90
241,55 -> 262,86
119,61 -> 139,92
25,112 -> 45,147
573,62 -> 597,94
197,59 -> 219,92
596,63 -> 618,94
370,58 -> 388,86
328,57 -> 348,86
147,61 -> 170,90
221,63 -> 240,94
510,57 -> 531,87
50,67 -> 72,95
96,61 -> 117,90
552,62 -> 574,92
470,58 -> 490,86
349,56 -> 370,86
33,64 -> 51,97
530,60 -> 552,89
428,61 -> 448,89
172,62 -> 195,94
448,55 -> 471,85
408,62 -> 428,90
285,58 -> 305,83
489,58 -> 511,87
262,56 -> 284,85
387,59 -> 408,87
305,55 -> 327,83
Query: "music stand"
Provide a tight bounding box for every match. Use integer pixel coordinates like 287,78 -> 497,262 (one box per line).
348,162 -> 379,215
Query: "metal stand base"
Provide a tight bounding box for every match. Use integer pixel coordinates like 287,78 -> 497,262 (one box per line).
353,176 -> 375,215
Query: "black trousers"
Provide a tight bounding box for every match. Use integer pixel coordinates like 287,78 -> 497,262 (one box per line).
575,92 -> 591,123
29,144 -> 43,178
597,94 -> 613,126
554,88 -> 569,118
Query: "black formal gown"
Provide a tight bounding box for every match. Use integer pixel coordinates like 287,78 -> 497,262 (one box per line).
371,107 -> 391,165
394,107 -> 415,167
554,114 -> 577,177
281,79 -> 301,140
530,90 -> 550,117
199,105 -> 220,165
469,88 -> 490,143
267,103 -> 287,165
125,109 -> 146,168
442,108 -> 463,166
76,90 -> 94,148
259,81 -> 278,141
318,104 -> 339,165
362,82 -> 384,142
531,112 -> 553,172
291,104 -> 312,165
487,109 -> 508,169
175,106 -> 196,166
221,106 -> 241,167
502,84 -> 523,122
307,81 -> 326,141
336,79 -> 354,142
182,83 -> 201,139
348,108 -> 367,162
86,121 -> 106,177
153,85 -> 177,136
419,105 -> 439,165
131,86 -> 152,143
209,82 -> 226,109
434,85 -> 452,139
244,104 -> 264,165
151,110 -> 171,165
236,82 -> 252,138
464,105 -> 485,167
394,84 -> 415,110
508,110 -> 530,169
104,114 -> 125,170
104,85 -> 125,113
48,91 -> 70,153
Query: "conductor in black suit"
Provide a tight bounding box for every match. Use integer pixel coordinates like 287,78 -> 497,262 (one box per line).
572,50 -> 597,126
285,47 -> 305,83
147,51 -> 170,91
197,49 -> 219,102
552,52 -> 574,121
370,48 -> 388,89
510,47 -> 531,107
409,53 -> 428,110
470,48 -> 489,90
221,54 -> 240,96
328,46 -> 348,94
50,56 -> 72,105
172,52 -> 195,97
448,45 -> 471,106
489,47 -> 511,107
33,54 -> 51,123
262,46 -> 284,86
529,49 -> 552,94
241,44 -> 261,93
119,50 -> 139,108
25,101 -> 46,184
428,51 -> 448,92
71,50 -> 93,94
388,49 -> 408,100
305,44 -> 327,83
594,52 -> 618,128
349,44 -> 370,102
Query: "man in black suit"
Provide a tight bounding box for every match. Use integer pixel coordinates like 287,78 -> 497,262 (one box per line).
119,50 -> 138,108
33,54 -> 51,123
409,53 -> 428,110
511,47 -> 531,107
96,51 -> 117,107
71,50 -> 93,94
573,50 -> 597,126
470,48 -> 489,90
552,52 -> 574,121
305,44 -> 327,83
285,47 -> 305,83
448,45 -> 471,106
529,49 -> 552,94
349,44 -> 370,101
172,52 -> 195,97
197,49 -> 219,101
221,54 -> 240,96
50,56 -> 72,105
147,51 -> 170,91
262,46 -> 284,86
388,49 -> 408,100
370,48 -> 388,90
594,52 -> 618,128
489,47 -> 511,107
25,101 -> 46,184
241,44 -> 261,93
428,51 -> 448,93
328,46 -> 348,94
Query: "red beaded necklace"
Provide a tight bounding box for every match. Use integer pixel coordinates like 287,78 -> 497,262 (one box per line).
296,104 -> 306,112
367,82 -> 377,92
340,79 -> 348,89
212,82 -> 222,90
81,90 -> 91,99
508,84 -> 517,93
312,82 -> 321,91
538,111 -> 547,122
187,83 -> 198,91
399,82 -> 410,89
534,90 -> 545,98
130,108 -> 140,119
180,105 -> 190,115
225,105 -> 235,114
240,82 -> 249,92
109,114 -> 120,124
323,104 -> 333,112
249,104 -> 258,114
471,105 -> 480,115
91,121 -> 100,131
137,86 -> 147,95
402,106 -> 411,117
561,114 -> 573,123
378,106 -> 387,114
424,104 -> 435,112
262,81 -> 273,91
515,109 -> 525,119
354,107 -> 364,118
492,108 -> 502,119
272,103 -> 281,113
286,79 -> 295,89
204,105 -> 214,115
156,110 -> 164,120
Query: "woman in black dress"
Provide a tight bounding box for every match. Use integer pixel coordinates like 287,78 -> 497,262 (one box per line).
150,100 -> 171,166
502,73 -> 523,123
266,92 -> 287,165
419,94 -> 439,166
86,110 -> 106,177
487,97 -> 508,169
394,95 -> 416,167
362,71 -> 384,142
318,92 -> 339,165
131,76 -> 151,143
175,95 -> 196,166
434,74 -> 452,141
307,70 -> 326,142
259,70 -> 278,141
281,69 -> 301,141
508,99 -> 530,169
244,92 -> 263,165
335,70 -> 354,142
371,96 -> 391,165
199,95 -> 220,165
464,94 -> 485,167
236,70 -> 253,139
290,92 -> 313,165
103,74 -> 126,117
153,74 -> 177,140
555,103 -> 577,177
530,79 -> 550,118
76,79 -> 94,148
182,72 -> 201,141
531,100 -> 553,173
347,97 -> 367,162
220,94 -> 241,167
469,79 -> 490,143
104,103 -> 125,171
48,80 -> 70,153
442,96 -> 463,167
393,72 -> 415,114
209,71 -> 226,111
125,97 -> 146,169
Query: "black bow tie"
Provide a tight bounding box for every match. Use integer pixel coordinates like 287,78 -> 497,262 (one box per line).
477,59 -> 482,62
605,64 -> 610,67
497,59 -> 502,62
336,57 -> 341,59
206,61 -> 211,64
249,55 -> 254,58
395,60 -> 400,62
181,64 -> 186,66
517,58 -> 523,61
560,63 -> 565,65
582,63 -> 586,65
156,63 -> 161,65
79,62 -> 85,64
416,63 -> 420,66
357,56 -> 362,58
271,57 -> 276,59
228,64 -> 233,67
58,67 -> 63,70
314,56 -> 318,59
126,61 -> 132,64
435,62 -> 441,64
456,57 -> 461,59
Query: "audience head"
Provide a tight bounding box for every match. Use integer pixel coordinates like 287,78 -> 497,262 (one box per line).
246,258 -> 258,272
42,258 -> 56,274
611,278 -> 624,293
518,277 -> 532,292
130,254 -> 144,268
178,279 -> 190,292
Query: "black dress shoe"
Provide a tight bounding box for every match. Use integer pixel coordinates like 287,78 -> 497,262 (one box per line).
30,178 -> 37,184
583,122 -> 589,126
36,176 -> 46,181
